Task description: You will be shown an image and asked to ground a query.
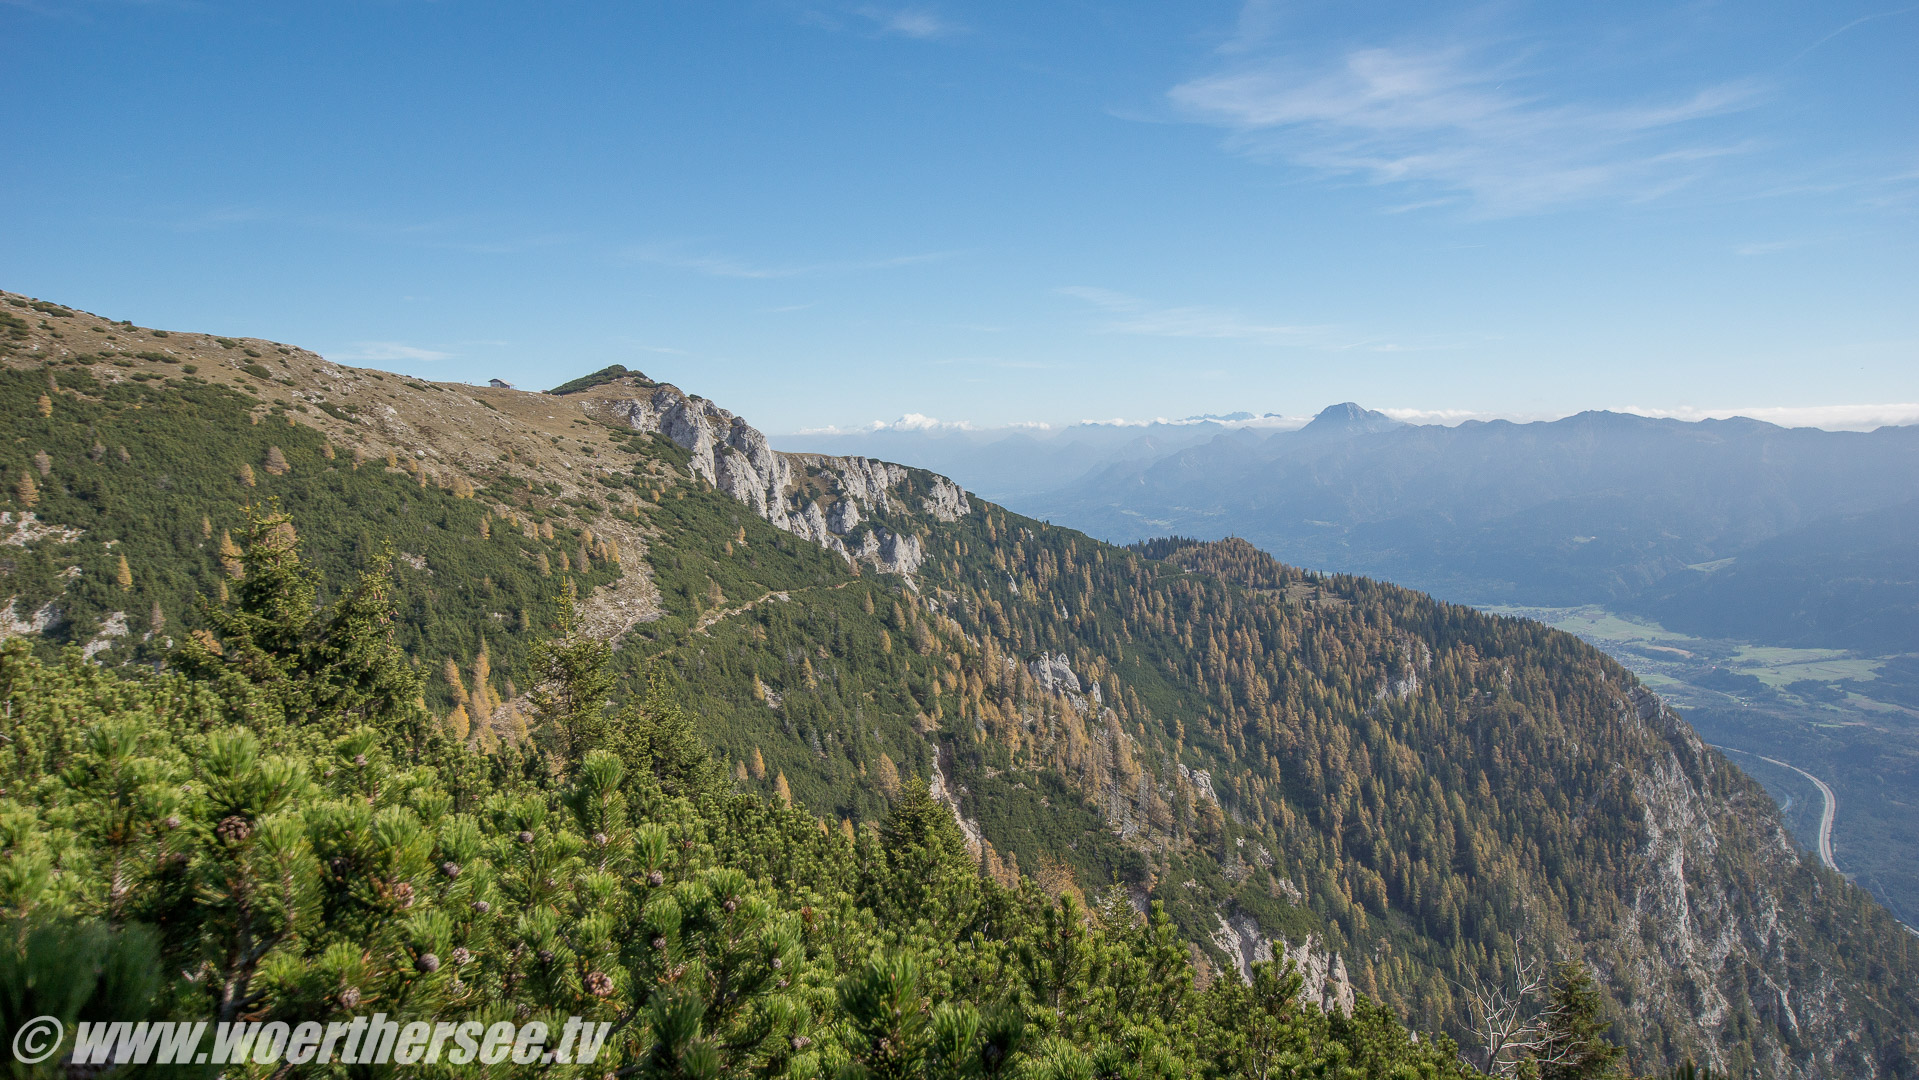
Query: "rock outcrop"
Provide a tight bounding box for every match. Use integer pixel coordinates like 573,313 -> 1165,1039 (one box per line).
585,382 -> 966,576
1209,917 -> 1355,1016
1591,686 -> 1878,1079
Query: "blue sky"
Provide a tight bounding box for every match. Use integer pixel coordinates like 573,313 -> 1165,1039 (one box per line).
4,1 -> 1915,433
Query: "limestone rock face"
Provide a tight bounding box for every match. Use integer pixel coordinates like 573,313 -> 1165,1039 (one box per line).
827,498 -> 861,535
1209,918 -> 1354,1017
1028,651 -> 1082,695
1591,685 -> 1873,1079
589,382 -> 966,577
1277,934 -> 1355,1017
923,475 -> 971,521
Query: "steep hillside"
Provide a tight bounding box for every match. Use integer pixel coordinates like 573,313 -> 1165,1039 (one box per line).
5,292 -> 1918,1076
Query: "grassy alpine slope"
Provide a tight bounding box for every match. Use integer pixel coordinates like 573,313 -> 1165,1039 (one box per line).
3,290 -> 1917,1077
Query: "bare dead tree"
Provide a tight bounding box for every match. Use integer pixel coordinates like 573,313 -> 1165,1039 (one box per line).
1458,936 -> 1552,1077
1461,939 -> 1610,1078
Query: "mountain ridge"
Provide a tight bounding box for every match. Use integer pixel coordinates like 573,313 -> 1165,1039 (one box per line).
5,290 -> 1919,1075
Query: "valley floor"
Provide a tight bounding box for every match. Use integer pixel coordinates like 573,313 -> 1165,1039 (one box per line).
1482,603 -> 1919,927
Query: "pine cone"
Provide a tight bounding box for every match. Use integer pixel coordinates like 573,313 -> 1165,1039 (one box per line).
517,830 -> 535,844
646,870 -> 665,887
592,831 -> 609,846
416,953 -> 441,973
586,971 -> 615,998
353,753 -> 368,767
163,815 -> 181,830
471,900 -> 491,915
537,949 -> 555,965
391,881 -> 416,909
339,986 -> 361,1009
791,1036 -> 812,1051
441,861 -> 462,878
452,947 -> 473,965
214,815 -> 253,844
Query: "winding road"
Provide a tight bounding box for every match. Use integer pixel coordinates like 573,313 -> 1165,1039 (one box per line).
1715,746 -> 1838,871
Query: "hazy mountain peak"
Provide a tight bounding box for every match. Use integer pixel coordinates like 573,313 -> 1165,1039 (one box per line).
1300,401 -> 1403,435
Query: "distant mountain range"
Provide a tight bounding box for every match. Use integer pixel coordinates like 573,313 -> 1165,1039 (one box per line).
780,412 -> 1302,500
786,404 -> 1919,656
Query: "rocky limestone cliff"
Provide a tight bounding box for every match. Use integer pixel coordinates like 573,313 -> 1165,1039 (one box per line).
1592,685 -> 1890,1079
582,382 -> 968,575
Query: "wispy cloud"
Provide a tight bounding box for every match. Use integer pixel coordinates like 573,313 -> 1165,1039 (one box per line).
857,6 -> 960,40
625,244 -> 953,279
1168,38 -> 1766,216
1788,6 -> 1919,65
1074,413 -> 1305,430
793,413 -> 981,436
328,342 -> 454,362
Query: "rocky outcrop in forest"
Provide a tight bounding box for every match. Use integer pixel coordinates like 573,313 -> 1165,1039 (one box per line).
579,378 -> 967,575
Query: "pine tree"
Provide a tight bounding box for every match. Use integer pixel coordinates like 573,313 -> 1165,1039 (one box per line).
14,470 -> 37,508
443,657 -> 469,706
178,515 -> 429,750
866,777 -> 979,934
470,644 -> 495,718
527,578 -> 615,770
115,554 -> 132,590
1531,960 -> 1627,1080
217,530 -> 244,578
263,445 -> 289,475
619,669 -> 723,799
0,920 -> 168,1055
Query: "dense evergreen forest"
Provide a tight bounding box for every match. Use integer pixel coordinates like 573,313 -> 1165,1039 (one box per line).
0,518 -> 1495,1078
3,297 -> 1917,1076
